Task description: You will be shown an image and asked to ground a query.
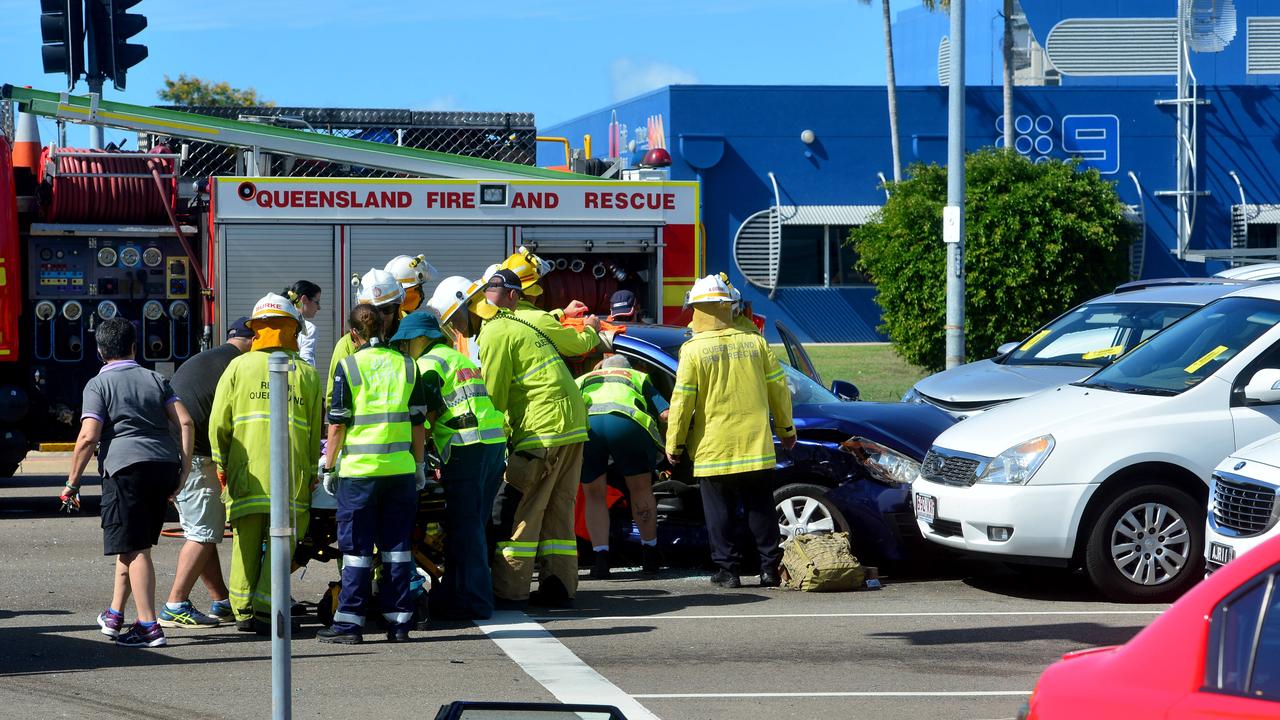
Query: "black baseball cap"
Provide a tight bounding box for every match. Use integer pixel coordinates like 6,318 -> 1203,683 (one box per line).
227,316 -> 254,339
609,290 -> 637,318
486,269 -> 523,292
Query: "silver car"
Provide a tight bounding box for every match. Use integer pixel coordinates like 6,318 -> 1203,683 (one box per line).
903,281 -> 1260,419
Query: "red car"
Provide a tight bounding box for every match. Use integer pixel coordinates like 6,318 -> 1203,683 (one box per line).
1023,534 -> 1280,719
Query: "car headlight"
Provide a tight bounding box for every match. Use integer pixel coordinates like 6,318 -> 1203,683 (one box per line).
977,435 -> 1055,485
901,387 -> 923,403
841,436 -> 922,487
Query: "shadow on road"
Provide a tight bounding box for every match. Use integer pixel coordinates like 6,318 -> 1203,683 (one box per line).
0,623 -> 371,677
536,587 -> 771,620
868,621 -> 1146,647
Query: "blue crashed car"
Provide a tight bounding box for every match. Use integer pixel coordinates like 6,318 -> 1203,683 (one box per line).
605,321 -> 956,566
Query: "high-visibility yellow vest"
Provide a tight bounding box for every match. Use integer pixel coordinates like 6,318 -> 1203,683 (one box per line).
577,368 -> 660,445
340,346 -> 417,477
417,344 -> 506,463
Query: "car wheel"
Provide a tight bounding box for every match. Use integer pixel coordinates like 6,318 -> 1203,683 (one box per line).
774,483 -> 850,541
1084,483 -> 1204,603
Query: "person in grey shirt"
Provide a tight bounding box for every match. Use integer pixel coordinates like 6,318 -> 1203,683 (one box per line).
61,318 -> 194,649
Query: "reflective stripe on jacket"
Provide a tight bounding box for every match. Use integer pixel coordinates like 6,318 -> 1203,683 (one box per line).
341,347 -> 418,477
665,327 -> 796,477
210,349 -> 322,520
418,344 -> 506,463
577,368 -> 661,445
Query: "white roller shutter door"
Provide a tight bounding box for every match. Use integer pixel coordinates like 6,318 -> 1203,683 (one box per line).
221,224 -> 337,374
348,225 -> 508,306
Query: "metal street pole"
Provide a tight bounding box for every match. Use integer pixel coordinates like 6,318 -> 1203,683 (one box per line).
268,351 -> 294,720
86,76 -> 103,150
944,0 -> 967,369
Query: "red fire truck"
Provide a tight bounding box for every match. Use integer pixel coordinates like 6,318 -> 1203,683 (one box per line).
0,85 -> 702,473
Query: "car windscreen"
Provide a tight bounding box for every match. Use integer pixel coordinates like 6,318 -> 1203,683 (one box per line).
1080,296 -> 1280,396
1001,301 -> 1195,368
657,343 -> 839,405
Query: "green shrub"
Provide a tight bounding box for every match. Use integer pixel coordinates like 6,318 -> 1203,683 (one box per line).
850,149 -> 1133,371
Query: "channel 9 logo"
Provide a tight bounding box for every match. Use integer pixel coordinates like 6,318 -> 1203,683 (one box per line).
995,114 -> 1120,175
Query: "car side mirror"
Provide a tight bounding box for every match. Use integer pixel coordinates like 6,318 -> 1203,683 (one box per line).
831,380 -> 860,402
997,341 -> 1019,356
1244,368 -> 1280,404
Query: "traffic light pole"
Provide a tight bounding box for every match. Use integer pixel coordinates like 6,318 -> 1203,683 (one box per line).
86,75 -> 103,149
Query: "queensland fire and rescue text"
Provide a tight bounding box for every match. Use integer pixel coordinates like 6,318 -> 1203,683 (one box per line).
247,380 -> 310,404
237,183 -> 680,214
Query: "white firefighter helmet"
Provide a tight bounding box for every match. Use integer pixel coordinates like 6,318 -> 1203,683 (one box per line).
357,268 -> 405,307
685,274 -> 734,305
428,275 -> 483,323
248,292 -> 303,328
384,254 -> 437,289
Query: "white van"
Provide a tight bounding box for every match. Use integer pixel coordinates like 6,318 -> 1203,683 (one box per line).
911,283 -> 1280,601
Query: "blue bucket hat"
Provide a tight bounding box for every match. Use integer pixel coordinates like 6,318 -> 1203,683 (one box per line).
389,311 -> 448,344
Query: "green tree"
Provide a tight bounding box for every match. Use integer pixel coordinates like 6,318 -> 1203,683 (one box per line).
157,74 -> 273,107
851,149 -> 1134,371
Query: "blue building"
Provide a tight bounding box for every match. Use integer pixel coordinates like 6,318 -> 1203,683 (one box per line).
543,1 -> 1280,343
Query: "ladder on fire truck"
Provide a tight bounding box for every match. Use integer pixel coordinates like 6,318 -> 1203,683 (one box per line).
2,84 -> 586,181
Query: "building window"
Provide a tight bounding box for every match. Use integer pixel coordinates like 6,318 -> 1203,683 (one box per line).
1248,224 -> 1280,250
778,224 -> 869,287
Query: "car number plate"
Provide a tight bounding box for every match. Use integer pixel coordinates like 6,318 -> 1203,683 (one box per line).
1209,542 -> 1236,565
914,493 -> 936,524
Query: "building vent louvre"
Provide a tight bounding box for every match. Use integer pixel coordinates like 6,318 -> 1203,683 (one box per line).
1247,17 -> 1280,73
938,37 -> 951,86
733,209 -> 779,290
1045,18 -> 1178,76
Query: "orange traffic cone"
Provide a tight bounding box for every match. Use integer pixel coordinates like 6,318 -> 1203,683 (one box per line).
11,100 -> 40,173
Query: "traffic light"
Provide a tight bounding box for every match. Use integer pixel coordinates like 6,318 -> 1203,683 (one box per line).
39,0 -> 86,87
88,0 -> 147,91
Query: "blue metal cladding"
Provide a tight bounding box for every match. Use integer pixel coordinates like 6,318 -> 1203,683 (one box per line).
543,82 -> 1280,343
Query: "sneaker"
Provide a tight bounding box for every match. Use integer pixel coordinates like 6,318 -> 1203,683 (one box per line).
317,627 -> 362,645
158,602 -> 220,629
590,551 -> 612,580
710,569 -> 742,588
208,600 -> 233,621
116,623 -> 166,648
385,628 -> 411,643
97,610 -> 123,638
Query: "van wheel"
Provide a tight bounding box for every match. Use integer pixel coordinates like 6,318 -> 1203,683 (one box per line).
1084,484 -> 1204,602
774,483 -> 849,541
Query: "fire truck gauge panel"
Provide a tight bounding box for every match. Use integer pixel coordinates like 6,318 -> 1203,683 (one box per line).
169,300 -> 190,320
61,301 -> 83,322
142,248 -> 163,267
34,301 -> 55,321
96,301 -> 119,320
142,300 -> 165,322
97,247 -> 118,267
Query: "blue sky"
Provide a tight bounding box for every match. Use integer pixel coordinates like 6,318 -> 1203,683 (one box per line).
0,0 -> 929,145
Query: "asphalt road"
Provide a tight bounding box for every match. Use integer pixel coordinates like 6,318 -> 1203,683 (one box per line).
0,456 -> 1168,720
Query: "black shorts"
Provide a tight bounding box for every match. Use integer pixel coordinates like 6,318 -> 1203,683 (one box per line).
100,461 -> 180,556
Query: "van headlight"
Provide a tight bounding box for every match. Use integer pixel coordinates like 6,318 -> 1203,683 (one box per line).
842,437 -> 922,487
901,387 -> 923,403
978,435 -> 1055,485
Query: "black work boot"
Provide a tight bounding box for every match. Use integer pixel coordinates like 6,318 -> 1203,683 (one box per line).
590,550 -> 612,580
641,545 -> 662,575
528,575 -> 574,609
710,569 -> 741,588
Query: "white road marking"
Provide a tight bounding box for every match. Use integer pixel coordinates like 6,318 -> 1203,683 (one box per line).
534,610 -> 1162,621
631,691 -> 1033,699
475,611 -> 660,720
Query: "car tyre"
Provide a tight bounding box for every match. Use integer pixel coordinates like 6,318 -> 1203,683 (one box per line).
774,483 -> 850,541
1084,483 -> 1204,603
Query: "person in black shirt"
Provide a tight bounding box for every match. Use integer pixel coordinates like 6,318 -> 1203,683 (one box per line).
158,317 -> 253,628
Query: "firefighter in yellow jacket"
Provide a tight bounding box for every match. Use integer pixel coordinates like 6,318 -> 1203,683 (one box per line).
478,263 -> 600,609
666,274 -> 796,590
210,293 -> 322,633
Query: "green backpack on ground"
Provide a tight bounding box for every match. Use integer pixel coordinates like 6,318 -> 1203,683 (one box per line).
779,532 -> 865,592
